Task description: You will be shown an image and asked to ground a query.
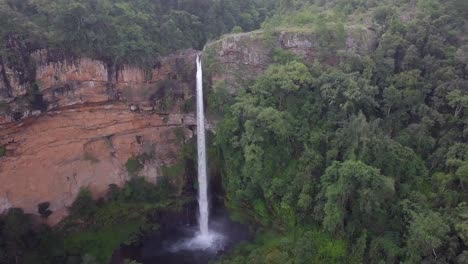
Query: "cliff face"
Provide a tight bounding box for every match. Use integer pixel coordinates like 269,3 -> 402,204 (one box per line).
0,49 -> 198,224
204,27 -> 376,93
0,26 -> 376,223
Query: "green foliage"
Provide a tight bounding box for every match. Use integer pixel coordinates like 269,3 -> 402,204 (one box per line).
0,145 -> 5,157
231,26 -> 244,33
0,0 -> 276,67
215,0 -> 468,262
317,161 -> 394,237
37,202 -> 53,218
60,177 -> 182,263
125,156 -> 144,175
207,80 -> 231,116
64,222 -> 142,264
161,163 -> 184,179
0,208 -> 64,264
69,189 -> 97,219
404,209 -> 450,263
272,48 -> 300,64
218,229 -> 346,264
1,0 -> 467,263
24,177 -> 180,264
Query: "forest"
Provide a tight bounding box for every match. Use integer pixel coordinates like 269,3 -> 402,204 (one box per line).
214,0 -> 468,263
0,0 -> 274,67
0,0 -> 467,263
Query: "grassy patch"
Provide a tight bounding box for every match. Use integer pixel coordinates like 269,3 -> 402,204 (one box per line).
0,145 -> 5,157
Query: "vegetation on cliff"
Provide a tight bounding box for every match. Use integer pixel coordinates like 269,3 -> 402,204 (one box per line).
0,177 -> 184,264
1,0 -> 467,263
214,0 -> 468,263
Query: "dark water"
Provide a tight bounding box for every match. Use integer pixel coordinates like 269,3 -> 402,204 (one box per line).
110,205 -> 251,264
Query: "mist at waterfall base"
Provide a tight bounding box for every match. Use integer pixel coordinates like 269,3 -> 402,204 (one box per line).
132,206 -> 250,264
111,55 -> 250,264
148,54 -> 227,259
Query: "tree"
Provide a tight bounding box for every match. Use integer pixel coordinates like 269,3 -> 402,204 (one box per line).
316,161 -> 395,237
69,189 -> 97,218
37,202 -> 53,218
447,90 -> 468,118
404,209 -> 450,263
455,163 -> 468,190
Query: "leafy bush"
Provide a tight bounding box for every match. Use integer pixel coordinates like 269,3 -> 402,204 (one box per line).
218,229 -> 346,264
231,26 -> 244,33
59,177 -> 178,263
37,202 -> 53,218
0,146 -> 5,157
69,189 -> 97,219
125,157 -> 144,175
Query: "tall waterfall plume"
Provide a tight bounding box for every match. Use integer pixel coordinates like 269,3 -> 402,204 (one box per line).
168,55 -> 224,252
196,54 -> 209,236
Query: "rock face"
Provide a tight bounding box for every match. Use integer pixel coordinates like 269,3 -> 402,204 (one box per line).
0,49 -> 198,224
0,26 -> 377,223
204,27 -> 376,93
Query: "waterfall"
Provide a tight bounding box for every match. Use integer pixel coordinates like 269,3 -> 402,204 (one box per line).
196,54 -> 209,236
168,55 -> 224,252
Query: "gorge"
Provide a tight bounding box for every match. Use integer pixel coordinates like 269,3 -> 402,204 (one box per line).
0,0 -> 467,264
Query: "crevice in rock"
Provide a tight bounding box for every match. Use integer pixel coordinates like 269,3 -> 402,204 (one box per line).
0,57 -> 13,98
106,62 -> 119,100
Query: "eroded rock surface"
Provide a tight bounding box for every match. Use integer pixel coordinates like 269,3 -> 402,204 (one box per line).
0,49 -> 198,223
205,28 -> 376,93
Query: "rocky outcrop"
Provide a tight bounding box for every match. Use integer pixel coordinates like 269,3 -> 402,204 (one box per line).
1,49 -> 198,124
0,25 -> 377,223
0,49 -> 198,224
204,27 -> 377,93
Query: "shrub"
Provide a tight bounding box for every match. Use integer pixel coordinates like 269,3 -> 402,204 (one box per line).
273,48 -> 300,64
161,163 -> 184,178
125,157 -> 143,175
232,26 -> 244,33
69,189 -> 97,218
0,145 -> 5,157
38,202 -> 53,218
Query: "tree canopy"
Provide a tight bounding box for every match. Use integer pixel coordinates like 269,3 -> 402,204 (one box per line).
215,0 -> 468,262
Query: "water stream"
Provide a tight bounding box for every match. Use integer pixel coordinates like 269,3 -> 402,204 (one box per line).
111,55 -> 249,264
167,54 -> 223,251
196,54 -> 209,237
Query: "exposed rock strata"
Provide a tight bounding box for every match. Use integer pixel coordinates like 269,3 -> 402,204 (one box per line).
0,49 -> 198,223
205,28 -> 377,93
0,27 -> 377,223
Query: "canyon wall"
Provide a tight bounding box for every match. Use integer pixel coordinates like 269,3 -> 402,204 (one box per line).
204,27 -> 376,93
0,49 -> 198,224
0,25 -> 376,224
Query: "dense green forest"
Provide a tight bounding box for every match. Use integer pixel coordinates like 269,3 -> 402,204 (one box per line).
0,0 -> 275,67
0,177 -> 183,264
213,0 -> 468,263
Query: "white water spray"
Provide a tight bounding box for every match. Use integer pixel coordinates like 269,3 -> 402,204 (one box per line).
196,54 -> 209,236
169,55 -> 224,252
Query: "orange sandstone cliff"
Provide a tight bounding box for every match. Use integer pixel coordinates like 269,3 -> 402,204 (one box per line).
0,49 -> 198,224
